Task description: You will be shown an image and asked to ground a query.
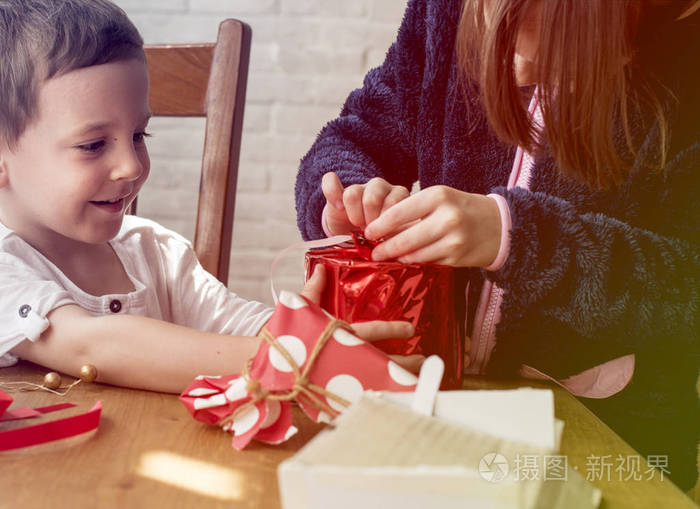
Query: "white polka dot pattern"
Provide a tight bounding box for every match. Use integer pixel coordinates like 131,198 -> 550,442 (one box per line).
225,377 -> 248,401
269,335 -> 307,372
279,291 -> 308,309
332,328 -> 363,346
316,411 -> 332,424
193,393 -> 227,410
187,387 -> 218,397
387,361 -> 418,386
259,400 -> 281,429
232,405 -> 260,436
325,374 -> 364,412
284,426 -> 298,440
180,290 -> 422,451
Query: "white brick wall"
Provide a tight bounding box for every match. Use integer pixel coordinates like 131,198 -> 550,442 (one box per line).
113,0 -> 407,305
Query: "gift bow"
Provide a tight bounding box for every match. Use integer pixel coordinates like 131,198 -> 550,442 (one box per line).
180,291 -> 418,450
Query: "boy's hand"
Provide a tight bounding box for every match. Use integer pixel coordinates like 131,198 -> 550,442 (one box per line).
322,172 -> 409,235
350,320 -> 424,374
300,264 -> 327,304
300,264 -> 423,374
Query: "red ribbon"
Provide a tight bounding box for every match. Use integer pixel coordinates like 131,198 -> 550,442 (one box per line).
0,389 -> 101,451
349,231 -> 380,260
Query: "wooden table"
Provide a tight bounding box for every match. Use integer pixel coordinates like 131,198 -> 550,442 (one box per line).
1,362 -> 696,509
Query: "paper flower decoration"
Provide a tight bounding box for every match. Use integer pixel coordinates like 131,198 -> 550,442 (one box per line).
180,291 -> 418,450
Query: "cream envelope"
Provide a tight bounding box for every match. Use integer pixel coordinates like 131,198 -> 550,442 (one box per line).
278,356 -> 601,509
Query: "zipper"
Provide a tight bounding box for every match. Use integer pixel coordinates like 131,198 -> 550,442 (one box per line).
466,88 -> 541,375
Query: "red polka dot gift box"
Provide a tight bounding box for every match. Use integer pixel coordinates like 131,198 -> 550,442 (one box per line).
305,232 -> 467,389
179,291 -> 418,450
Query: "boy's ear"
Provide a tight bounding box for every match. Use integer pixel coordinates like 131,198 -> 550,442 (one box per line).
0,154 -> 9,189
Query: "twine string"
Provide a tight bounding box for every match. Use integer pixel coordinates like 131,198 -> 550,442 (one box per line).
0,379 -> 81,396
219,318 -> 354,428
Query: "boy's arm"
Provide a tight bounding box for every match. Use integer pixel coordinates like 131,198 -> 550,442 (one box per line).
11,304 -> 261,394
11,266 -> 419,392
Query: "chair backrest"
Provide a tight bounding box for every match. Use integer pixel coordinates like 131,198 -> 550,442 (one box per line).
131,19 -> 251,286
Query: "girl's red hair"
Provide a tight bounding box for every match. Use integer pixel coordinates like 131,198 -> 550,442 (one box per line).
457,0 -> 690,189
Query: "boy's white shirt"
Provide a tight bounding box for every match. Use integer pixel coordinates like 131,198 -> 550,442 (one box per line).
0,215 -> 273,366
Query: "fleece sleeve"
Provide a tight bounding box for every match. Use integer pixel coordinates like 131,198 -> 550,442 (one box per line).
294,0 -> 430,240
487,142 -> 700,375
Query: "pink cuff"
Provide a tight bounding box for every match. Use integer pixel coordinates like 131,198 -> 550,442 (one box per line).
520,354 -> 635,399
484,193 -> 512,272
321,202 -> 334,237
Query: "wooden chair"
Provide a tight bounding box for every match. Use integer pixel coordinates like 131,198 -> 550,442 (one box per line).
130,19 -> 251,286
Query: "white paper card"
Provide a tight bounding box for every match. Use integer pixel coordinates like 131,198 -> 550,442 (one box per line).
381,388 -> 556,450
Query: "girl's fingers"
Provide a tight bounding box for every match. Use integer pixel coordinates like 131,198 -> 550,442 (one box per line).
364,190 -> 440,240
324,174 -> 412,232
325,204 -> 356,235
321,172 -> 345,210
370,215 -> 444,261
343,184 -> 367,228
395,236 -> 462,265
381,185 -> 410,213
362,182 -> 391,225
322,172 -> 359,234
350,320 -> 415,342
362,178 -> 404,225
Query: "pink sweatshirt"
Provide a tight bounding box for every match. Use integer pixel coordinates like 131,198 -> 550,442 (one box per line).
467,89 -> 634,398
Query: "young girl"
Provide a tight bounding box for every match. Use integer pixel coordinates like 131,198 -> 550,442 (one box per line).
0,1 -> 414,395
295,0 -> 700,490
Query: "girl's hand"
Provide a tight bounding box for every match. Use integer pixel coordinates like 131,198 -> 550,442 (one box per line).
301,264 -> 423,374
364,185 -> 502,268
322,172 -> 410,235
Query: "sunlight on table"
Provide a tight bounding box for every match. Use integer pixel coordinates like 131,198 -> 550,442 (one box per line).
135,450 -> 245,501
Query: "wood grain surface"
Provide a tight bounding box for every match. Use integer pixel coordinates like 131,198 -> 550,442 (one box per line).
0,363 -> 695,508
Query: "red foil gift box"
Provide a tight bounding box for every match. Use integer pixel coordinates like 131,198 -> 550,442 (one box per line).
305,234 -> 466,389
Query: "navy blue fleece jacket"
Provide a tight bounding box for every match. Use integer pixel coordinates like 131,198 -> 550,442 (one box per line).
295,0 -> 699,488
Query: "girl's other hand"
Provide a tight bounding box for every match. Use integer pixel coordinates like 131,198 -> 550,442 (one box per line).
322,172 -> 409,235
364,186 -> 501,268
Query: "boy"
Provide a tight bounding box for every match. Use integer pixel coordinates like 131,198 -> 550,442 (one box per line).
0,0 -> 414,392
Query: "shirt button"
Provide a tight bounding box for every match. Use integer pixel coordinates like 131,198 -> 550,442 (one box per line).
18,304 -> 31,317
109,299 -> 122,313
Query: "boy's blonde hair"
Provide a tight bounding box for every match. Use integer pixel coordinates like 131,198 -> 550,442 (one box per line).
0,0 -> 144,147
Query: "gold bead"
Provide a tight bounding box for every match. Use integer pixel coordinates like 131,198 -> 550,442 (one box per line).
43,372 -> 62,390
79,364 -> 98,383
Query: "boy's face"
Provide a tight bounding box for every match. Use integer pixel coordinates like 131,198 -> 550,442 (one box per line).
0,58 -> 150,253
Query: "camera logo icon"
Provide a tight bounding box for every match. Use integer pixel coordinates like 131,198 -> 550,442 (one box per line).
479,452 -> 509,482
